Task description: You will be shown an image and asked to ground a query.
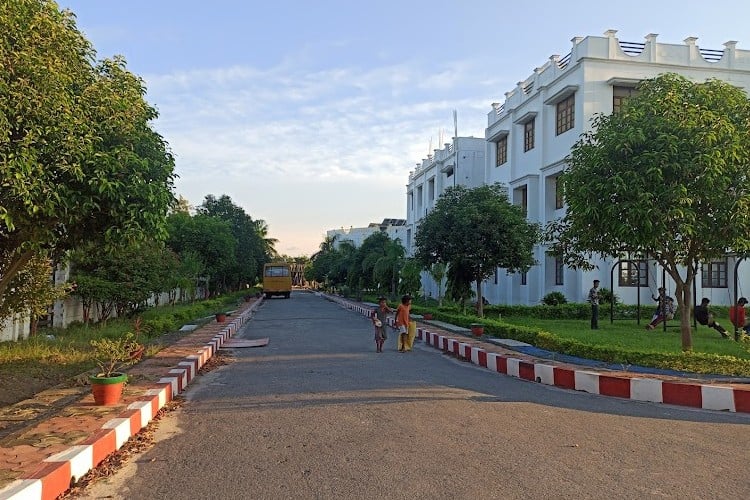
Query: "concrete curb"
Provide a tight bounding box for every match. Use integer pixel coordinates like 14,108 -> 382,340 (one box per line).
0,299 -> 263,500
328,294 -> 750,414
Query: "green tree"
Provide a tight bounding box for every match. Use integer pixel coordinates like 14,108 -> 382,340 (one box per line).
428,262 -> 447,306
0,1 -> 176,306
0,253 -> 70,333
165,212 -> 236,296
373,238 -> 406,298
398,258 -> 422,297
547,73 -> 750,351
415,184 -> 539,317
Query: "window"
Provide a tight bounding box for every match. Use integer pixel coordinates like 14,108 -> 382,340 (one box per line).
514,185 -> 528,216
618,261 -> 647,287
613,86 -> 638,114
702,259 -> 728,288
555,94 -> 575,135
554,176 -> 564,209
428,178 -> 435,202
495,136 -> 508,166
494,268 -> 499,285
555,256 -> 564,285
264,265 -> 290,277
523,119 -> 535,152
521,271 -> 527,286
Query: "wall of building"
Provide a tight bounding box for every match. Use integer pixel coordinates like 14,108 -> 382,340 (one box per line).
413,31 -> 750,306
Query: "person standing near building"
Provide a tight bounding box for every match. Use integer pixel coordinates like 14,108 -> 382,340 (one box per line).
395,294 -> 412,352
588,280 -> 600,330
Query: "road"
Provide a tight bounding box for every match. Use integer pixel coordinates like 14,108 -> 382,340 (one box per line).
78,291 -> 750,499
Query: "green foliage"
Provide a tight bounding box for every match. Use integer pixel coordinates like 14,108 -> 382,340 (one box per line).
542,291 -> 568,306
0,1 -> 176,303
414,184 -> 539,317
547,73 -> 750,351
597,287 -> 619,305
89,332 -> 142,378
398,259 -> 422,297
0,253 -> 71,328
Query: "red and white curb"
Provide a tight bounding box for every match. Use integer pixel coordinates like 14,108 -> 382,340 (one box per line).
0,300 -> 263,500
330,295 -> 750,415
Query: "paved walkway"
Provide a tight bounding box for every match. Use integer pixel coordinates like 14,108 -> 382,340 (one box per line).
1,294 -> 749,500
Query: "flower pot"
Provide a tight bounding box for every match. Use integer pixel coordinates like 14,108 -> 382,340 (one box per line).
423,313 -> 434,320
215,313 -> 227,323
470,324 -> 484,337
89,372 -> 128,405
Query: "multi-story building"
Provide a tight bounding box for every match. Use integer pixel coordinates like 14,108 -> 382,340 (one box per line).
411,30 -> 750,306
326,218 -> 408,249
404,137 -> 486,299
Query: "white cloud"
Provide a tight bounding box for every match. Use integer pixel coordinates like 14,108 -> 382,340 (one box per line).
145,57 -> 497,255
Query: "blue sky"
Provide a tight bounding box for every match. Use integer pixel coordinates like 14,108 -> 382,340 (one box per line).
57,0 -> 750,256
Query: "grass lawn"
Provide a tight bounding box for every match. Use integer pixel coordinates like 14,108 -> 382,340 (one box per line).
506,316 -> 750,359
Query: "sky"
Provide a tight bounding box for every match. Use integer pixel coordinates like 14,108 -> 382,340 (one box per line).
57,0 -> 750,256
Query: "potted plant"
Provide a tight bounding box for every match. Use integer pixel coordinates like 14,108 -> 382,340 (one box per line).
423,312 -> 434,320
215,311 -> 228,323
89,332 -> 143,405
470,323 -> 484,337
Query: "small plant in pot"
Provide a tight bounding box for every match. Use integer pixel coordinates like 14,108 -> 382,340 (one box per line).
215,311 -> 228,322
470,323 -> 484,337
89,332 -> 143,405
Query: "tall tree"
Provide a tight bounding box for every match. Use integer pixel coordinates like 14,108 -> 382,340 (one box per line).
415,184 -> 539,317
547,73 -> 750,351
197,195 -> 263,288
0,1 -> 175,304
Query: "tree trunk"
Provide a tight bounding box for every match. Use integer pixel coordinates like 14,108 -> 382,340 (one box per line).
677,282 -> 693,351
475,280 -> 484,318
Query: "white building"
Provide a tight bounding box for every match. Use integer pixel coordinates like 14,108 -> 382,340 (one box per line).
410,30 -> 750,306
326,218 -> 408,249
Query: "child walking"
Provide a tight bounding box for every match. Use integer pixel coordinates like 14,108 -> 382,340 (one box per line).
372,296 -> 392,353
395,294 -> 412,352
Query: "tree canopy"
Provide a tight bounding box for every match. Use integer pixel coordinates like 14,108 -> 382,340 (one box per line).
0,0 -> 176,305
547,73 -> 750,350
414,183 -> 539,316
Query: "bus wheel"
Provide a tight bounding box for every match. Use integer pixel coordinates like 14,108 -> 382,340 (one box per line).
285,292 -> 291,299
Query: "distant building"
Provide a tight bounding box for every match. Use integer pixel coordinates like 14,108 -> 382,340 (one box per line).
326,218 -> 407,249
408,31 -> 750,306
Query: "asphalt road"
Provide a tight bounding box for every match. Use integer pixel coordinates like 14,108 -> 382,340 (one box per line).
78,291 -> 750,499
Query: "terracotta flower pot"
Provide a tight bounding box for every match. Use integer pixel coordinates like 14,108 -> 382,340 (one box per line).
423,313 -> 434,320
90,372 -> 128,405
470,324 -> 484,337
215,313 -> 227,323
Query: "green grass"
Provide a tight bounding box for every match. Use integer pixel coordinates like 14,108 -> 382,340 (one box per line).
510,316 -> 750,359
0,290 -> 256,403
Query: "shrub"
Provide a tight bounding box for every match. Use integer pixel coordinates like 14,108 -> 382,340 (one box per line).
542,292 -> 568,306
598,287 -> 619,305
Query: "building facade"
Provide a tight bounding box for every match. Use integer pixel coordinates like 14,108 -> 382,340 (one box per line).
326,218 -> 408,249
410,31 -> 750,306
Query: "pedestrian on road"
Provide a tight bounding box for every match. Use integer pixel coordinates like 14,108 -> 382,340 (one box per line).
588,279 -> 600,330
694,298 -> 730,339
395,294 -> 412,352
372,296 -> 392,353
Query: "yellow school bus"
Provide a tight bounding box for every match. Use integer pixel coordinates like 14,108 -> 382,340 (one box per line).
262,262 -> 292,299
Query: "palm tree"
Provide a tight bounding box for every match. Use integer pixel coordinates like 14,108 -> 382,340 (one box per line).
253,219 -> 279,260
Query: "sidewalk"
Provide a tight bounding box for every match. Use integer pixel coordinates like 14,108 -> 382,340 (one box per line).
327,294 -> 750,414
0,299 -> 262,500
